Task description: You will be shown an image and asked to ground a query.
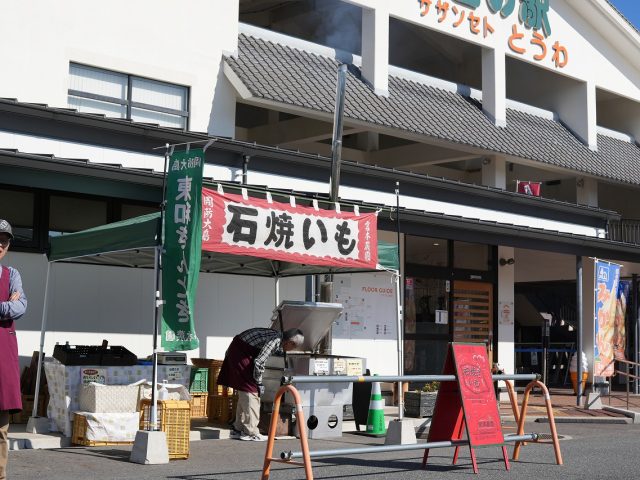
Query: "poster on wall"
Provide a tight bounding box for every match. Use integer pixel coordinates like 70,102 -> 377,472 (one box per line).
614,281 -> 630,361
498,301 -> 514,325
332,273 -> 397,340
593,260 -> 621,377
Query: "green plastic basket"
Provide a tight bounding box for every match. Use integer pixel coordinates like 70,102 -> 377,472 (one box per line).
189,367 -> 209,393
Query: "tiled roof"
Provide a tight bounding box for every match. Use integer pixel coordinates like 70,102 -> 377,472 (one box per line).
225,33 -> 640,186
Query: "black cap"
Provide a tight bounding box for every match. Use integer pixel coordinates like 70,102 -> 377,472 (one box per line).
0,219 -> 13,239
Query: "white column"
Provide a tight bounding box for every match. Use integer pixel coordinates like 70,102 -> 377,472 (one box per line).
576,177 -> 598,207
361,4 -> 389,96
481,46 -> 506,127
207,0 -> 239,138
556,80 -> 597,151
581,257 -> 596,383
497,246 -> 515,381
481,156 -> 507,189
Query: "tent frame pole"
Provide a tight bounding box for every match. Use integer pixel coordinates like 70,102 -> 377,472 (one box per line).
32,256 -> 50,418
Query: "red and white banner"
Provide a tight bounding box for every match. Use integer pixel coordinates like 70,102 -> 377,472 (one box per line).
516,181 -> 541,196
201,188 -> 378,269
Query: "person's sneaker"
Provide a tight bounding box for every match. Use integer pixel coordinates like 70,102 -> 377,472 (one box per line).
229,428 -> 242,439
239,433 -> 267,442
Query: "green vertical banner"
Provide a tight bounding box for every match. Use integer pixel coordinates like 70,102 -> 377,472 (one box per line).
161,148 -> 204,351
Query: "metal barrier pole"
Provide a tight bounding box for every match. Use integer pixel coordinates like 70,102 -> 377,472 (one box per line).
627,371 -> 630,410
284,373 -> 538,384
503,380 -> 521,425
262,385 -> 313,480
612,360 -> 640,411
513,380 -> 563,465
609,376 -> 616,406
281,433 -> 537,460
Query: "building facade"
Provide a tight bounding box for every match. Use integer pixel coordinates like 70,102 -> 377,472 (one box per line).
1,0 -> 639,383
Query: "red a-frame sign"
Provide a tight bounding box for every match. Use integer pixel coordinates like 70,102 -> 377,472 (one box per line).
422,343 -> 509,474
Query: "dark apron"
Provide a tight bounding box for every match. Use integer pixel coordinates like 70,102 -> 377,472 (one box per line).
0,266 -> 22,413
217,336 -> 260,394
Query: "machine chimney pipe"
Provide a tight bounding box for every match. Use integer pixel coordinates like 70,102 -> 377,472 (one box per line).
329,64 -> 348,204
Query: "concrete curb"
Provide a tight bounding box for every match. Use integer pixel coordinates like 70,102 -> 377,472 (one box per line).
602,406 -> 640,424
8,432 -> 71,450
535,416 -> 631,424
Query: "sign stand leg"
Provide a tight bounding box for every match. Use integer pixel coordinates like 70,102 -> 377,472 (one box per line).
469,447 -> 479,474
502,446 -> 510,471
421,448 -> 430,469
452,418 -> 465,465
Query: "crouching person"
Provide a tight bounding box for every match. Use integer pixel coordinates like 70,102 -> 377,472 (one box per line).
218,327 -> 304,441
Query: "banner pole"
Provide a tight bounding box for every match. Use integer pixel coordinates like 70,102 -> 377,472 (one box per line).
633,274 -> 639,395
151,144 -> 171,429
151,245 -> 161,429
576,256 -> 583,405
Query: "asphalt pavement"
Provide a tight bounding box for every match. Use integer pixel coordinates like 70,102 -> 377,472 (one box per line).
7,421 -> 640,480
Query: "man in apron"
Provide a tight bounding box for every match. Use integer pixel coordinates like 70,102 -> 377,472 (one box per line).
218,327 -> 303,441
0,220 -> 27,480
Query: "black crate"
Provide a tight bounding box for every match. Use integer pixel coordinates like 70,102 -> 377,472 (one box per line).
53,345 -> 102,366
100,346 -> 137,366
53,344 -> 137,366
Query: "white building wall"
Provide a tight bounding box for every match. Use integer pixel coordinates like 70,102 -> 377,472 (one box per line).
0,0 -> 239,136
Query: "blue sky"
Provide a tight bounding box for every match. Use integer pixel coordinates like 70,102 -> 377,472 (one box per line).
609,0 -> 640,29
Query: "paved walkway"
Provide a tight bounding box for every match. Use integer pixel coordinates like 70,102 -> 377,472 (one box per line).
498,387 -> 640,422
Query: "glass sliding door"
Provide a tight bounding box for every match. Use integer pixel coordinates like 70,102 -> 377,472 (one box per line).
405,276 -> 450,375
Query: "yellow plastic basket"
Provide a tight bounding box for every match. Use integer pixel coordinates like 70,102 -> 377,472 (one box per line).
71,413 -> 135,447
208,394 -> 238,424
139,399 -> 190,459
208,360 -> 233,396
190,393 -> 209,418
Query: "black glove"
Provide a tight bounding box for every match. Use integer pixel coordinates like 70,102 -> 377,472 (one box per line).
257,383 -> 265,397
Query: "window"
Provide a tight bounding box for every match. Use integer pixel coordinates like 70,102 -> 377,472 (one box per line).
0,187 -> 35,244
405,235 -> 448,267
49,195 -> 107,237
68,63 -> 189,129
121,203 -> 158,220
453,241 -> 490,271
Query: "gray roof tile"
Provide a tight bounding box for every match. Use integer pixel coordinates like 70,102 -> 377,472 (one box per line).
226,33 -> 640,186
